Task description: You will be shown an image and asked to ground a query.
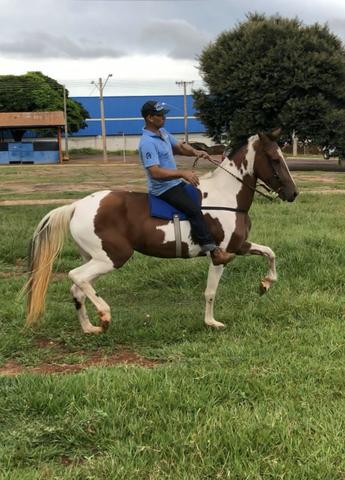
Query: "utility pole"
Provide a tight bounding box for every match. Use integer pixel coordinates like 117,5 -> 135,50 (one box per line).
91,74 -> 112,162
63,85 -> 69,161
176,80 -> 194,142
292,130 -> 298,157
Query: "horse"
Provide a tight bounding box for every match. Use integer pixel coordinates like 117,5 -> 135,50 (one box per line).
25,129 -> 298,333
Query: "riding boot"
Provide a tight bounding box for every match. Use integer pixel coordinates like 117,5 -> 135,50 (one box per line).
210,247 -> 235,266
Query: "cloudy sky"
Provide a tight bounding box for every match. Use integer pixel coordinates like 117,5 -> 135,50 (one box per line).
2,0 -> 345,95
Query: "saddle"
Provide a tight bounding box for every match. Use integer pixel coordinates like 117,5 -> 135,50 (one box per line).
148,183 -> 201,257
148,183 -> 200,220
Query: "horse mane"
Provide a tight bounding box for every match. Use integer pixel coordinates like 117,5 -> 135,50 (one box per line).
224,140 -> 249,159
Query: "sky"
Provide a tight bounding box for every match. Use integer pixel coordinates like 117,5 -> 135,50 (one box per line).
1,0 -> 345,96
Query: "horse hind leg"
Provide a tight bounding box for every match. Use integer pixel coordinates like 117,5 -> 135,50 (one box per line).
70,248 -> 103,333
71,284 -> 103,334
68,258 -> 114,333
238,241 -> 277,294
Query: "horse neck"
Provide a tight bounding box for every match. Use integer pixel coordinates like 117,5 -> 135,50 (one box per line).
206,138 -> 257,211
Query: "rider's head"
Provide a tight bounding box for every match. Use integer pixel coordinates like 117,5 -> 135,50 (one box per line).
141,101 -> 169,129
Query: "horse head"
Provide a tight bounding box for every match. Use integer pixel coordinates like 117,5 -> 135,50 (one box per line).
254,128 -> 298,202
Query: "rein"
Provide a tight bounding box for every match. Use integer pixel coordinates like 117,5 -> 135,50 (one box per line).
193,156 -> 278,202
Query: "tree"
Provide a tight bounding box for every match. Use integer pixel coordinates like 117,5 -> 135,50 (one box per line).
194,13 -> 345,159
0,72 -> 89,136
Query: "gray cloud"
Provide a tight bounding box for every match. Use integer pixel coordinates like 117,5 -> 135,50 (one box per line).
0,31 -> 124,59
139,19 -> 210,59
0,0 -> 344,62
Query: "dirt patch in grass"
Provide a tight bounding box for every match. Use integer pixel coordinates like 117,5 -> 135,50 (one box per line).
295,174 -> 339,183
303,189 -> 345,194
0,270 -> 67,279
0,198 -> 77,206
0,339 -> 162,376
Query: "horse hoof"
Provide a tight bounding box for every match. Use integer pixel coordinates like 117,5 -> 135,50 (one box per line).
84,326 -> 103,334
101,320 -> 110,332
205,320 -> 226,329
98,311 -> 111,330
259,280 -> 270,295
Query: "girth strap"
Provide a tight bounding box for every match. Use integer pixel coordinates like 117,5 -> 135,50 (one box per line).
201,206 -> 247,213
173,214 -> 182,257
172,207 -> 246,258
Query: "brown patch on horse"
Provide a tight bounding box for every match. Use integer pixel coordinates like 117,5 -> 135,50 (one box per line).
235,174 -> 256,213
229,145 -> 248,170
191,214 -> 225,248
227,214 -> 251,252
94,191 -> 190,263
203,192 -> 208,199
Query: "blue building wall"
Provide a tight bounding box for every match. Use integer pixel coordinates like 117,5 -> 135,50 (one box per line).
71,95 -> 206,137
0,142 -> 59,164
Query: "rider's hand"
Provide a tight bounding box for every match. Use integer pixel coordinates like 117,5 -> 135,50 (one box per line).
194,150 -> 212,161
183,170 -> 200,186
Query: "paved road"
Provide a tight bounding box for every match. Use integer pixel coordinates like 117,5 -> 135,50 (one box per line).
286,157 -> 345,172
67,154 -> 345,172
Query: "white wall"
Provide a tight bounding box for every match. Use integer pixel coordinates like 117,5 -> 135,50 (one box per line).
65,133 -> 216,151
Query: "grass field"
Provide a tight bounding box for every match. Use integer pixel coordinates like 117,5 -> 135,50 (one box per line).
0,164 -> 344,479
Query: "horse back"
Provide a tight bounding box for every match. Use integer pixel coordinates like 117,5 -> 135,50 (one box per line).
93,190 -> 184,258
91,190 -> 251,261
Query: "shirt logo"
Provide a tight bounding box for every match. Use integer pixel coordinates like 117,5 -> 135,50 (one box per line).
146,152 -> 152,159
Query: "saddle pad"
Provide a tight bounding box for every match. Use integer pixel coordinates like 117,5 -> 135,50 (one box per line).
149,183 -> 201,220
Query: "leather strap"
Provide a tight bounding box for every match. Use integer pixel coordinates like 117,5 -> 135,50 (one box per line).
173,214 -> 182,257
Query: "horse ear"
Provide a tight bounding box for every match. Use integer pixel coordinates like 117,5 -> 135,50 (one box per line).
261,128 -> 282,142
258,131 -> 270,143
271,127 -> 282,140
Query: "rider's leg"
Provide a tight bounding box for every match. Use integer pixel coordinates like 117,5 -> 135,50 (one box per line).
158,183 -> 215,249
158,183 -> 234,265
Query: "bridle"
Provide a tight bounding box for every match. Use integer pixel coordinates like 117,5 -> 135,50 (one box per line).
193,155 -> 281,202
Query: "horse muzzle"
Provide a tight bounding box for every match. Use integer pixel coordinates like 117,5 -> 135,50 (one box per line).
278,186 -> 299,202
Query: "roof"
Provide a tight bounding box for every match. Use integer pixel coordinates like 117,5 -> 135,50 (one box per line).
0,111 -> 65,128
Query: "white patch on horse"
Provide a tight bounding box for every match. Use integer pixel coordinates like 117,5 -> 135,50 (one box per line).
155,219 -> 200,257
244,135 -> 257,174
70,190 -> 114,264
277,146 -> 296,185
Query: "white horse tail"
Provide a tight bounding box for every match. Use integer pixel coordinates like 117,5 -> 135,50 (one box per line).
25,203 -> 76,326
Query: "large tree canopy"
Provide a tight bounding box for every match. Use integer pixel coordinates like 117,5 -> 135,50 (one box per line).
194,13 -> 345,157
0,71 -> 88,134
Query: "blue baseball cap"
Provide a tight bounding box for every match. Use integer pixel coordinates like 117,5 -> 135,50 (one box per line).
141,101 -> 169,118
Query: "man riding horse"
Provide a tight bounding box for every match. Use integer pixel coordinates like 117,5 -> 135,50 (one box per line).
138,100 -> 234,266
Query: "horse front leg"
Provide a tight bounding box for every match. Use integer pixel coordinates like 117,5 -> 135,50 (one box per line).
204,263 -> 226,328
239,241 -> 277,294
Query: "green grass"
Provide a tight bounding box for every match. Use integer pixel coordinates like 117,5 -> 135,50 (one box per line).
0,193 -> 345,478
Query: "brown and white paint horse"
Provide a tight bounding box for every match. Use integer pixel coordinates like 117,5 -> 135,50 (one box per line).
26,130 -> 298,333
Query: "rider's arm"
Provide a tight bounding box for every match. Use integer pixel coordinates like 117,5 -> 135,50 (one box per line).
173,142 -> 212,161
163,129 -> 211,160
148,165 -> 199,186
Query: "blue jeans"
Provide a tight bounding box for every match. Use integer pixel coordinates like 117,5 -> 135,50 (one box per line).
158,183 -> 216,251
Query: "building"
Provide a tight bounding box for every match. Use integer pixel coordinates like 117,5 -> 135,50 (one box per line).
0,111 -> 65,164
69,94 -> 209,151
